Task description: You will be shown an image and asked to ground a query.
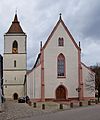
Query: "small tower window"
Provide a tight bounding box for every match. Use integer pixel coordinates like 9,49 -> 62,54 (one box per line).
14,60 -> 16,67
12,40 -> 18,53
58,37 -> 64,46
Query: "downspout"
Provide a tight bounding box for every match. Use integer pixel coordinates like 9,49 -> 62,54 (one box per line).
78,42 -> 83,100
40,41 -> 45,102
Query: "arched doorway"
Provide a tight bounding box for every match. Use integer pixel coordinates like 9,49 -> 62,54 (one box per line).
56,85 -> 67,100
13,93 -> 18,100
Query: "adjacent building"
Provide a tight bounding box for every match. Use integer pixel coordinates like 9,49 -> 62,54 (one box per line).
0,54 -> 3,103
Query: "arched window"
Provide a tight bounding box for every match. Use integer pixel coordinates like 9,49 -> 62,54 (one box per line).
12,40 -> 18,53
57,53 -> 65,77
58,37 -> 64,46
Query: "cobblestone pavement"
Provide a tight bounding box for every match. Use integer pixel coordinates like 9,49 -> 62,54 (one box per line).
18,104 -> 100,120
0,101 -> 72,120
0,101 -> 45,120
0,100 -> 98,120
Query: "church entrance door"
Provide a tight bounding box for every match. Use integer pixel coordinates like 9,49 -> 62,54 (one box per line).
56,85 -> 66,100
13,93 -> 18,100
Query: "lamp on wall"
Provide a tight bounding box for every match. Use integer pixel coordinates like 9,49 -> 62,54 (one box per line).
76,87 -> 81,92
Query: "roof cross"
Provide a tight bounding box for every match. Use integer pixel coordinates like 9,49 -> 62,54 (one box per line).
59,13 -> 62,20
15,8 -> 17,15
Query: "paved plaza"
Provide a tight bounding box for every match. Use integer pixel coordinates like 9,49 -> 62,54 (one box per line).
0,100 -> 100,120
0,101 -> 44,120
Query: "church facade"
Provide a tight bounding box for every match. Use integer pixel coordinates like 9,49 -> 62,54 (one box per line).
27,15 -> 95,101
3,14 -> 95,101
3,14 -> 27,100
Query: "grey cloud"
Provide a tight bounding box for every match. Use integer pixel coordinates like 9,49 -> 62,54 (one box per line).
68,0 -> 100,40
0,0 -> 100,69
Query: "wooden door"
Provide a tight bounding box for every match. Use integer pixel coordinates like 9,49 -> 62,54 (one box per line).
56,85 -> 66,100
13,93 -> 18,100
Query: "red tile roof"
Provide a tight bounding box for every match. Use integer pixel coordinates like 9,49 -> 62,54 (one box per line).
7,14 -> 25,34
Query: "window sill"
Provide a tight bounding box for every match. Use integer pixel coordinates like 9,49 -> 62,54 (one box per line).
57,76 -> 66,79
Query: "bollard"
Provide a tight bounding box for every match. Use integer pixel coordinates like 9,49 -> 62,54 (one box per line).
33,102 -> 36,108
88,101 -> 91,105
42,104 -> 45,110
28,101 -> 32,106
95,100 -> 98,104
59,104 -> 63,109
79,101 -> 83,107
70,102 -> 73,108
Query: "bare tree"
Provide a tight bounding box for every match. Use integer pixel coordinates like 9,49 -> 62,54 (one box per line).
90,64 -> 100,101
85,72 -> 95,93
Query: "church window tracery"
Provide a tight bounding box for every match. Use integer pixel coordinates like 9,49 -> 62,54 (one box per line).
57,53 -> 65,77
58,37 -> 64,46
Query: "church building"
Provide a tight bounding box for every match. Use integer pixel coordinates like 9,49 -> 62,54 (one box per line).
27,14 -> 95,101
3,13 -> 95,101
3,14 -> 27,100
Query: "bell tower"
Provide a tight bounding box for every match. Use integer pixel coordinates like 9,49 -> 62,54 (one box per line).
3,13 -> 27,99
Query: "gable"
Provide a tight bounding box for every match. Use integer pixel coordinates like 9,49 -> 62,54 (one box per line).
43,18 -> 80,51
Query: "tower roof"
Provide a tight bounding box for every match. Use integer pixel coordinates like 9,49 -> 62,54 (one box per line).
6,14 -> 25,34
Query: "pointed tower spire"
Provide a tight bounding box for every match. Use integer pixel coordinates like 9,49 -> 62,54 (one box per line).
6,13 -> 25,34
13,13 -> 19,23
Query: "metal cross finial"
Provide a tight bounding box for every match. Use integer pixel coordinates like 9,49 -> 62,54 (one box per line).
59,13 -> 62,20
79,41 -> 81,48
15,8 -> 17,14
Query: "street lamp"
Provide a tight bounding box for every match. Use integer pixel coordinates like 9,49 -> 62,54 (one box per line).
76,87 -> 81,100
76,87 -> 81,92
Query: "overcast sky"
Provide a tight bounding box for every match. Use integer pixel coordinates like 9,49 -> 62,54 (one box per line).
0,0 -> 100,69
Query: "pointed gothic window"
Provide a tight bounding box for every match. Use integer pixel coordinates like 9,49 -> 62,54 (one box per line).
58,37 -> 64,46
12,40 -> 18,53
57,53 -> 65,77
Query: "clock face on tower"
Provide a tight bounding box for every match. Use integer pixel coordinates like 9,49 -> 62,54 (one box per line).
12,48 -> 18,53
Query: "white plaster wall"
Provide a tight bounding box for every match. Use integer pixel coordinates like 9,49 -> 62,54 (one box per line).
3,71 -> 26,84
27,65 -> 41,99
3,33 -> 27,99
3,54 -> 26,69
4,34 -> 26,53
82,64 -> 95,98
44,22 -> 79,99
33,65 -> 41,99
4,85 -> 24,99
27,71 -> 34,99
